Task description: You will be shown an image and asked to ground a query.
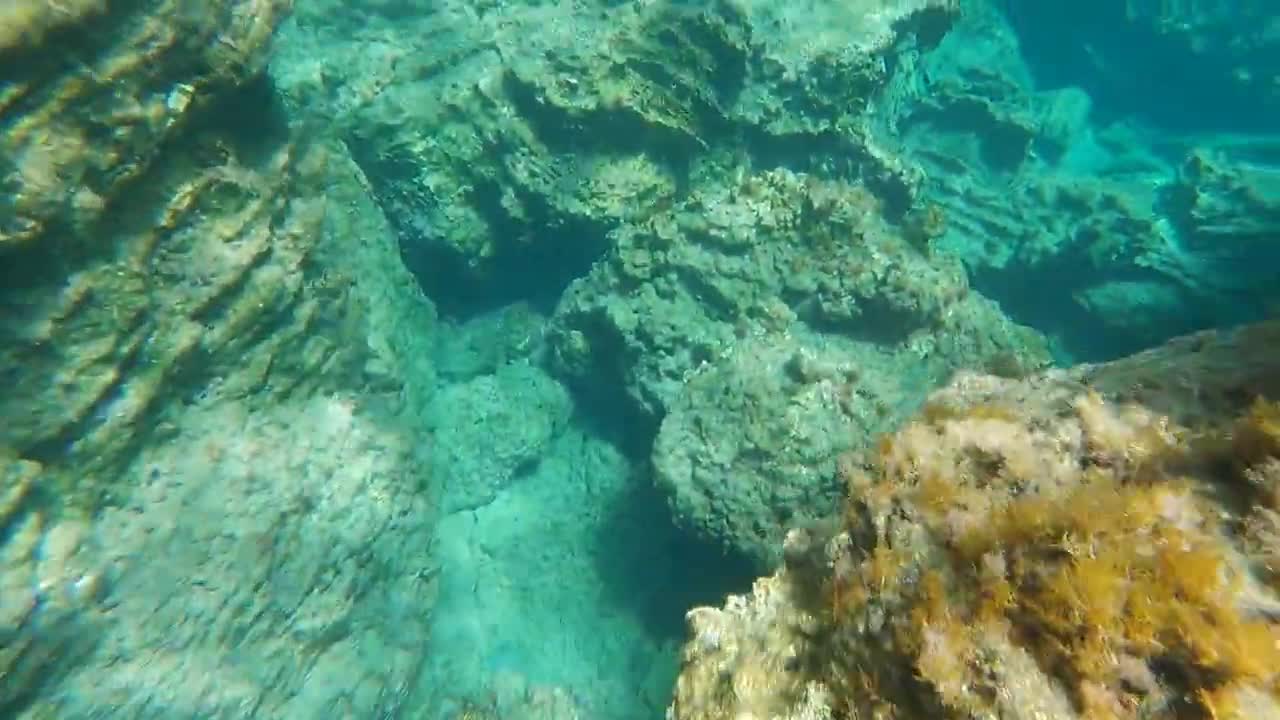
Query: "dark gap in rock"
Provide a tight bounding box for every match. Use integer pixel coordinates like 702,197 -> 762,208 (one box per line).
398,215 -> 608,319
576,382 -> 754,642
592,466 -> 758,643
187,72 -> 292,161
967,257 -> 1221,365
743,127 -> 914,220
502,72 -> 706,176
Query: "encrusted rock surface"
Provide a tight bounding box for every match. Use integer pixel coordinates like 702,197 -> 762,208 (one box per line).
5,0 -> 1278,717
266,0 -> 1280,577
273,0 -> 957,308
0,2 -> 439,717
273,0 -> 1043,569
557,168 -> 1048,565
877,5 -> 1280,360
0,0 -> 291,250
428,360 -> 573,513
670,319 -> 1280,720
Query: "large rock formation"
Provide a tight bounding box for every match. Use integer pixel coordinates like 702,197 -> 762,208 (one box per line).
273,0 -> 957,311
875,4 -> 1280,361
0,2 -> 439,717
670,319 -> 1280,720
553,168 -> 1048,565
273,0 -> 1032,569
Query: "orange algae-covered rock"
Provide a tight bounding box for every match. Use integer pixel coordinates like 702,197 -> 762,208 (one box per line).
669,320 -> 1280,720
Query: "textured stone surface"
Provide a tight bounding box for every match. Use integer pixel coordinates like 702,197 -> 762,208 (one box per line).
0,0 -> 291,250
270,0 -> 1280,535
428,360 -> 573,513
0,0 -> 351,513
671,564 -> 831,720
554,168 -> 1048,564
670,319 -> 1280,720
876,5 -> 1280,360
0,1 -> 440,716
269,0 -> 1083,569
272,0 -> 956,309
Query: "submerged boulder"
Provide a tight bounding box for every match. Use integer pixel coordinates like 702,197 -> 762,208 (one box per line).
0,2 -> 439,717
553,168 -> 1048,565
670,319 -> 1280,720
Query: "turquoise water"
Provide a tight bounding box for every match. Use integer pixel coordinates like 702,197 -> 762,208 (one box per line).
0,1 -> 1276,718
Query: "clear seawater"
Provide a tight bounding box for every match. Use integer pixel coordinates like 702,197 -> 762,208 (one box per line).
0,1 -> 1276,719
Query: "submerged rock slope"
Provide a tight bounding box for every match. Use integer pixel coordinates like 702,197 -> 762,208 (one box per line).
554,168 -> 1049,566
271,0 -> 1280,573
0,2 -> 438,717
275,0 -> 1280,368
670,319 -> 1280,720
273,0 -> 1054,570
878,4 -> 1280,360
274,0 -> 956,308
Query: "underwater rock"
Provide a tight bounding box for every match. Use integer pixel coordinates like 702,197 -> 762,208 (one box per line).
271,0 -> 956,311
0,1 -> 439,717
877,4 -> 1280,361
428,361 -> 573,513
651,338 -> 876,569
445,671 -> 586,720
434,302 -> 550,382
0,0 -> 291,251
670,319 -> 1280,720
552,168 -> 1048,564
1153,146 -> 1280,299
